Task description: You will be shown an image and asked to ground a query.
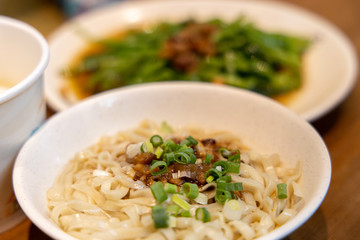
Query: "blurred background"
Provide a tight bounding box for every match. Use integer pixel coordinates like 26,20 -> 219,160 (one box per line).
0,0 -> 359,56
0,0 -> 359,239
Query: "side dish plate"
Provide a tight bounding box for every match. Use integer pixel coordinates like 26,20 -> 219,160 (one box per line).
45,0 -> 358,121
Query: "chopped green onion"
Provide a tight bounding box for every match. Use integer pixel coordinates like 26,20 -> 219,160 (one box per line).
227,162 -> 240,173
140,141 -> 153,153
155,146 -> 164,159
217,182 -> 243,192
150,161 -> 168,176
150,182 -> 168,204
204,153 -> 213,164
174,152 -> 191,164
180,139 -> 190,146
188,136 -> 198,145
219,148 -> 231,158
164,152 -> 175,165
215,189 -> 232,204
180,210 -> 191,217
216,175 -> 232,183
277,183 -> 288,199
165,183 -> 178,194
228,152 -> 241,163
181,183 -> 199,199
163,139 -> 177,152
195,207 -> 211,222
179,145 -> 193,154
150,135 -> 163,147
176,146 -> 194,158
212,161 -> 229,175
171,194 -> 191,211
166,204 -> 180,216
152,205 -> 169,228
206,175 -> 214,183
189,153 -> 197,164
205,169 -> 222,182
181,136 -> 198,146
227,199 -> 241,210
223,199 -> 243,221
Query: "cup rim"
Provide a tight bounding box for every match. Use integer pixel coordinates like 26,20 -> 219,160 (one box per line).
0,16 -> 49,103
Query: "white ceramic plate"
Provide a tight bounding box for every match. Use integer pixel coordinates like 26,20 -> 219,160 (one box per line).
14,82 -> 331,240
45,0 -> 358,121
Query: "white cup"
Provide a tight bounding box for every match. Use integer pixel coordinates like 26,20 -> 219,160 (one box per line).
0,16 -> 49,232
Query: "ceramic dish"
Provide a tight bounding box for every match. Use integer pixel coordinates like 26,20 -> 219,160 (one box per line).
14,82 -> 331,240
45,0 -> 357,121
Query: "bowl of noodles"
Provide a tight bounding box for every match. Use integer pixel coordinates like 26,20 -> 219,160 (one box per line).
13,82 -> 331,240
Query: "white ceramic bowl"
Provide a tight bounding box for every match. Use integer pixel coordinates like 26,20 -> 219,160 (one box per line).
0,16 -> 49,232
13,82 -> 331,240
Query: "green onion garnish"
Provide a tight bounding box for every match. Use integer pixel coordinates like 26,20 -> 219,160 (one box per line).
204,153 -> 213,164
164,152 -> 175,165
174,152 -> 191,164
215,189 -> 232,204
171,194 -> 191,211
217,182 -> 243,192
180,210 -> 191,217
212,161 -> 229,175
150,182 -> 168,204
228,152 -> 241,163
150,135 -> 163,147
189,153 -> 197,164
277,183 -> 288,199
219,148 -> 231,158
181,136 -> 199,146
166,204 -> 180,216
152,205 -> 169,228
181,183 -> 199,199
140,141 -> 153,153
227,162 -> 240,173
155,146 -> 164,159
163,139 -> 177,152
195,207 -> 211,223
206,175 -> 214,183
205,169 -> 222,182
216,175 -> 232,183
150,161 -> 168,176
165,183 -> 177,194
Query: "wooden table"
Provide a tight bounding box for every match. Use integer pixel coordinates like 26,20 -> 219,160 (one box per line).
1,0 -> 359,239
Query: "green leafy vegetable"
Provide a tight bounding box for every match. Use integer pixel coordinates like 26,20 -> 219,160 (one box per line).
67,17 -> 310,98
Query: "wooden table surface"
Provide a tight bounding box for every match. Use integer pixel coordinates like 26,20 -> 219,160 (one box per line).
1,0 -> 359,239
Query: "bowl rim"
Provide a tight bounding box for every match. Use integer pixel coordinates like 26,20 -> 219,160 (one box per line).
0,16 -> 49,103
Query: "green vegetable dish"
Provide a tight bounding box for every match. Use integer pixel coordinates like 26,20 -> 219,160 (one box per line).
64,17 -> 310,99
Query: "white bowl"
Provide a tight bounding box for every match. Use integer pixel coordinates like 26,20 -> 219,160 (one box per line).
0,16 -> 49,233
13,82 -> 331,240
